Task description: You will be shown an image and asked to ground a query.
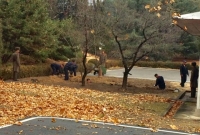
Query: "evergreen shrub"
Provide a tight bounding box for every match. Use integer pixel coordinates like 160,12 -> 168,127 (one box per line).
135,61 -> 192,70
77,63 -> 95,73
88,59 -> 99,67
20,54 -> 37,65
105,60 -> 193,70
70,57 -> 83,64
106,60 -> 123,68
1,64 -> 51,80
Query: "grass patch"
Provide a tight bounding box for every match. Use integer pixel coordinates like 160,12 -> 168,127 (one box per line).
15,91 -> 39,97
140,102 -> 170,115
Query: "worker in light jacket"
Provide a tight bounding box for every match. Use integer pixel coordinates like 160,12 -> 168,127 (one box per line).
11,47 -> 20,81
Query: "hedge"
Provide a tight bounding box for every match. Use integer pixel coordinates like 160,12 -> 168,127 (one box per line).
1,60 -> 193,80
1,64 -> 51,80
135,61 -> 193,69
1,62 -> 95,80
137,61 -> 193,70
89,59 -> 193,70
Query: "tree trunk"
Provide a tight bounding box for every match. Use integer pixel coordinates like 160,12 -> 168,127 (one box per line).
81,53 -> 88,86
122,70 -> 129,90
81,14 -> 88,86
82,72 -> 87,86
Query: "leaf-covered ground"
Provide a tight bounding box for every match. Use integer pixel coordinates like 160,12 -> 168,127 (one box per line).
1,75 -> 200,133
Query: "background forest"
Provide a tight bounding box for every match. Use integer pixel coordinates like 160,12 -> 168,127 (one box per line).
0,0 -> 200,65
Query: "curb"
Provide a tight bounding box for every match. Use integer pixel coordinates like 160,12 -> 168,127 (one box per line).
163,91 -> 187,117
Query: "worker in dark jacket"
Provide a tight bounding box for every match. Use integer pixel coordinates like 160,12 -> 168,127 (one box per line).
190,62 -> 199,98
64,59 -> 77,80
154,74 -> 166,90
50,63 -> 63,75
180,60 -> 189,87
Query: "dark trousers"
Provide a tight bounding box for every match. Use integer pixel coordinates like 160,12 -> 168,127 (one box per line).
181,75 -> 187,87
51,64 -> 60,75
64,69 -> 76,80
13,71 -> 18,81
65,70 -> 69,80
70,68 -> 76,76
159,85 -> 165,90
191,87 -> 196,98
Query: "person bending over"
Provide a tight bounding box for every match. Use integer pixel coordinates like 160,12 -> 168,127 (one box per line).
64,59 -> 77,80
50,62 -> 64,75
154,74 -> 166,90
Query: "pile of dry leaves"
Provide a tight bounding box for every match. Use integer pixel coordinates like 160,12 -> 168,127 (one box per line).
0,76 -> 199,133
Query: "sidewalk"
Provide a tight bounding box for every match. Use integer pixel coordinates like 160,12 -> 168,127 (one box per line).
175,92 -> 200,120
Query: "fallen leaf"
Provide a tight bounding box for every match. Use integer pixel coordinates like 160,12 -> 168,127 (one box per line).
51,118 -> 56,123
18,130 -> 23,134
14,121 -> 22,126
170,125 -> 178,130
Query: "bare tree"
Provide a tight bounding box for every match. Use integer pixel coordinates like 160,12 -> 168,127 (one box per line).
75,0 -> 105,86
103,0 -> 169,90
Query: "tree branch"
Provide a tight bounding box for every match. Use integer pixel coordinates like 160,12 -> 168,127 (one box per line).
135,51 -> 150,63
112,29 -> 128,69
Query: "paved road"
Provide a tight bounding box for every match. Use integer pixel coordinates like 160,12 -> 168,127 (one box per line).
104,67 -> 190,82
0,117 -> 198,135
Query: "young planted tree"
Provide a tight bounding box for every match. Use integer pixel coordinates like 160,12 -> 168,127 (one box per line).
103,0 -> 172,90
75,0 -> 105,86
73,1 -> 93,86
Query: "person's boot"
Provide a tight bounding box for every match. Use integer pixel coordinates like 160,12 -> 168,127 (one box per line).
13,72 -> 18,81
64,71 -> 69,80
180,82 -> 184,87
191,87 -> 196,98
98,68 -> 102,77
70,71 -> 73,77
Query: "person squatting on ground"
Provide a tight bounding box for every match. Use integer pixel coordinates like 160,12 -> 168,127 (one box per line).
98,51 -> 107,77
50,62 -> 64,75
154,74 -> 166,90
11,47 -> 20,81
180,60 -> 189,87
190,62 -> 199,98
64,59 -> 77,80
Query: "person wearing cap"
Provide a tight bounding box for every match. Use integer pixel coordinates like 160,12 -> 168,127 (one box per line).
154,74 -> 165,90
11,47 -> 20,81
190,62 -> 199,98
180,60 -> 189,87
